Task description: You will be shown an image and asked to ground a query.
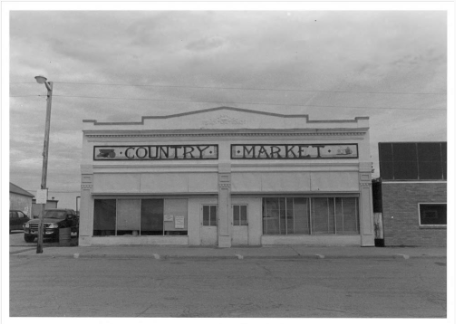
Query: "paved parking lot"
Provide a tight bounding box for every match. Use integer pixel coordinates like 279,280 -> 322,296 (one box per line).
9,230 -> 79,249
9,230 -> 447,318
10,255 -> 446,317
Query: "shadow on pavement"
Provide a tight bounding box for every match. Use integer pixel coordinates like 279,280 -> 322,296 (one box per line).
10,230 -> 79,247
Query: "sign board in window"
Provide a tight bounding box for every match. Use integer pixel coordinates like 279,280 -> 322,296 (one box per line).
174,216 -> 185,229
231,144 -> 358,159
164,214 -> 174,222
94,145 -> 218,161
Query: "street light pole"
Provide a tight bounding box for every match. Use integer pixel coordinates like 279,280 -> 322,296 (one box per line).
35,76 -> 53,254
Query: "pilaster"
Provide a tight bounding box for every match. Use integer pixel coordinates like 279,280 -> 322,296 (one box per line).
80,165 -> 94,246
218,163 -> 232,248
359,162 -> 375,246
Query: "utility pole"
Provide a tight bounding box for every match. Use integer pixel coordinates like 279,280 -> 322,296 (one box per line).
35,76 -> 53,254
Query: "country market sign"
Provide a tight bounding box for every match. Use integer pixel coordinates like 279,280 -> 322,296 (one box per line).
231,144 -> 358,159
94,145 -> 218,160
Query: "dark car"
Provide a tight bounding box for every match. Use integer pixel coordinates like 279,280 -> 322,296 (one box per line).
23,209 -> 79,243
10,210 -> 30,233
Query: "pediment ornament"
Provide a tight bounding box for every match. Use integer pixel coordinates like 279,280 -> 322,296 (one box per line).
202,114 -> 246,126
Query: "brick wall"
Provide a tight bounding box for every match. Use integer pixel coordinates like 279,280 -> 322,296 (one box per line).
381,182 -> 447,247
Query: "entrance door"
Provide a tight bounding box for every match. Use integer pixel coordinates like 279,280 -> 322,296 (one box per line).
232,205 -> 248,246
201,205 -> 217,246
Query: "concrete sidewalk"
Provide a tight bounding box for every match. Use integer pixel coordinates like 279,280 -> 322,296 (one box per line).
9,244 -> 447,260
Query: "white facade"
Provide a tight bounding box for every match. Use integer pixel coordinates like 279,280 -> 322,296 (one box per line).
80,107 -> 375,247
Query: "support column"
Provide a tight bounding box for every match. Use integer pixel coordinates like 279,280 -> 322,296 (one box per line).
79,165 -> 94,246
218,163 -> 232,248
359,162 -> 375,246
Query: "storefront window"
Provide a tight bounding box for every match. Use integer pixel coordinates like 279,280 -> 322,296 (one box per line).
336,198 -> 358,233
293,198 -> 310,234
93,199 -> 116,236
141,199 -> 164,235
263,197 -> 359,235
93,198 -> 183,236
117,199 -> 141,236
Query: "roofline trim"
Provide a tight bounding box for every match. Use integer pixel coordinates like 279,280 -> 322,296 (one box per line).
83,106 -> 369,125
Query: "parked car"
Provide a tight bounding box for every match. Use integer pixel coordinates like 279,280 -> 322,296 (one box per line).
23,209 -> 79,243
10,210 -> 30,233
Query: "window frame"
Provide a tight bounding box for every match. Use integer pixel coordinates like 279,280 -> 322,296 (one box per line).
418,202 -> 447,228
262,196 -> 359,236
232,204 -> 248,226
202,204 -> 217,227
93,198 -> 186,236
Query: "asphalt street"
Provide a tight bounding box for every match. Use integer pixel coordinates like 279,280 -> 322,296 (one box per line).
10,253 -> 446,317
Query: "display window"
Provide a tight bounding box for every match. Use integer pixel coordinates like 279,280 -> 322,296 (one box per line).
262,197 -> 359,235
93,198 -> 187,236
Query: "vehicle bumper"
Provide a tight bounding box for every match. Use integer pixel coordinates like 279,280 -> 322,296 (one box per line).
23,228 -> 59,238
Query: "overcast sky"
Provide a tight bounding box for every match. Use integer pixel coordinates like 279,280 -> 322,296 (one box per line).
6,7 -> 448,209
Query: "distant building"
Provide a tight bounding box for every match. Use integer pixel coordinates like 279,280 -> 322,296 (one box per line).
9,183 -> 34,216
32,198 -> 59,218
374,142 -> 447,247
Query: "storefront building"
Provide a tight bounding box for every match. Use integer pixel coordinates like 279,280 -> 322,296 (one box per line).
79,107 -> 375,247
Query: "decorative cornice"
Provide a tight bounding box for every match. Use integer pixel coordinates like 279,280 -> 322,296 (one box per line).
202,114 -> 246,126
86,131 -> 367,138
83,106 -> 369,125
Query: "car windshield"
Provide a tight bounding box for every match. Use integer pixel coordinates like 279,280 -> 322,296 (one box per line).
44,211 -> 67,219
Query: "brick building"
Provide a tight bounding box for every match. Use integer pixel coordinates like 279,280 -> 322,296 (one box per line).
374,142 -> 447,247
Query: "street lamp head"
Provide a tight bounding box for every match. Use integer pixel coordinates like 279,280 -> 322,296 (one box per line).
34,75 -> 52,92
34,76 -> 48,84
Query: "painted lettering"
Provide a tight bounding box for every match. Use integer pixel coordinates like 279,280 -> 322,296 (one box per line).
286,145 -> 299,158
257,146 -> 270,158
196,145 -> 211,158
125,147 -> 135,159
270,146 -> 282,158
243,146 -> 255,158
148,146 -> 158,159
183,146 -> 195,159
173,146 -> 181,159
136,147 -> 148,159
159,146 -> 169,159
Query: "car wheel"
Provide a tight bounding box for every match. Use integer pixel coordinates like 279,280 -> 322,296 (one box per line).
24,234 -> 35,243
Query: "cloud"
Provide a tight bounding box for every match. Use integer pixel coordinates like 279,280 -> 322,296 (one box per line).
186,36 -> 227,52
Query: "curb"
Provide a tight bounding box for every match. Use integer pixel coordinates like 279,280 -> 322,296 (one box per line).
10,253 -> 446,260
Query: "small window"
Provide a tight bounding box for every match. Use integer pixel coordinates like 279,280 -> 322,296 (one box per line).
233,205 -> 248,226
419,204 -> 446,227
17,212 -> 26,218
10,211 -> 18,219
203,205 -> 217,226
